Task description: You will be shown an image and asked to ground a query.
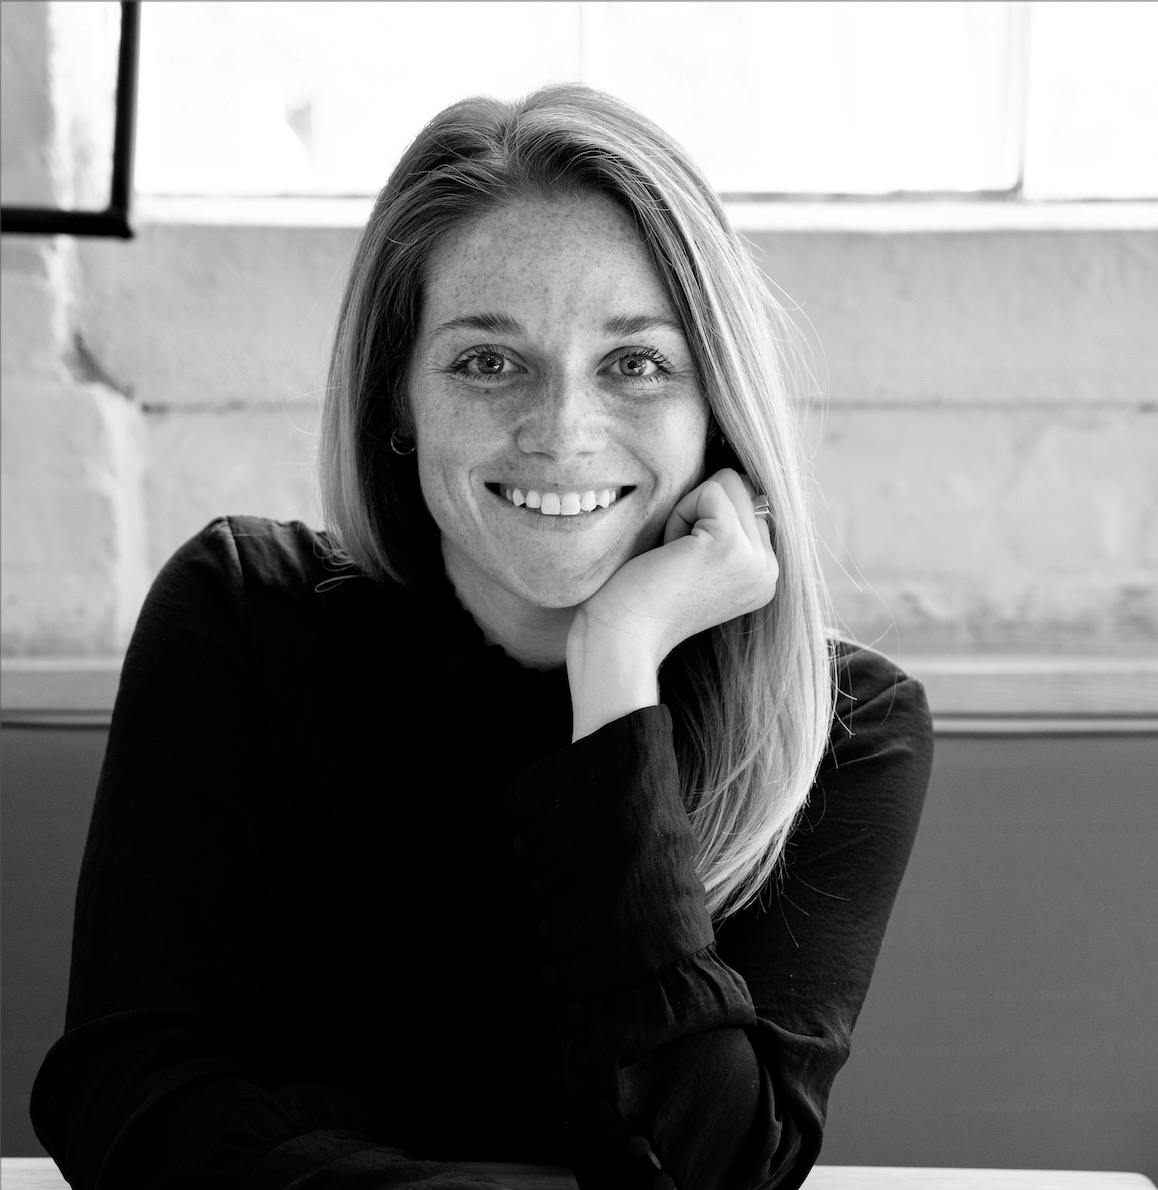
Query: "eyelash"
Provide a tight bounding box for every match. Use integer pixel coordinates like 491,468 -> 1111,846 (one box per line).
446,344 -> 674,387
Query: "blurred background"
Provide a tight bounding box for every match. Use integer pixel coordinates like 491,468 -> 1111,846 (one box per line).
2,0 -> 1156,1179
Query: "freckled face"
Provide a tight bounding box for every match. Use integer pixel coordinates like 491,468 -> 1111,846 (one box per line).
406,193 -> 710,612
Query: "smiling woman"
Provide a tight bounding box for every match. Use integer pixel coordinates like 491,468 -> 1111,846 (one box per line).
29,86 -> 934,1189
409,194 -> 710,667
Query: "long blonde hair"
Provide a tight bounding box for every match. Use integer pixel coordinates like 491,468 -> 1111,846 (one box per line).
319,84 -> 839,924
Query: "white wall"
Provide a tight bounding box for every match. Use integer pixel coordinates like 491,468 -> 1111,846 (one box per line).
3,3 -> 1157,701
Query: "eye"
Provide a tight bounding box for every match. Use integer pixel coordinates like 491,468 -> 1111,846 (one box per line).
448,346 -> 521,384
609,347 -> 672,385
617,353 -> 657,378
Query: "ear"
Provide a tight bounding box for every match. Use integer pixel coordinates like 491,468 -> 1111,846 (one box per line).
391,384 -> 417,438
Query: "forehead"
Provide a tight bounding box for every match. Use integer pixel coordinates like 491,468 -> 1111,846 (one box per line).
422,194 -> 675,329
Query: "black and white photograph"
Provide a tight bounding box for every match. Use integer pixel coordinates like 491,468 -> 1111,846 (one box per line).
2,3 -> 1155,1188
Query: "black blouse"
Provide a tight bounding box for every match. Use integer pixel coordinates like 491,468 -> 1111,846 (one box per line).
30,515 -> 934,1190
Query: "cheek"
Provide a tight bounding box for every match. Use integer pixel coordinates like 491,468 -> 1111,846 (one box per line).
662,401 -> 711,482
414,390 -> 490,466
412,396 -> 505,517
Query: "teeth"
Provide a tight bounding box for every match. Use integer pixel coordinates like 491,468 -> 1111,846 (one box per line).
498,485 -> 621,514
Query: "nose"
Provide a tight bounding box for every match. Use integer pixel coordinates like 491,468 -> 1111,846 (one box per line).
514,375 -> 608,462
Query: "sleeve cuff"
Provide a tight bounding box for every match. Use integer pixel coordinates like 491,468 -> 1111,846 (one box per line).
586,941 -> 757,1065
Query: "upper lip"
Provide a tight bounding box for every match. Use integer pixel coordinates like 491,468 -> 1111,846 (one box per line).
485,480 -> 635,494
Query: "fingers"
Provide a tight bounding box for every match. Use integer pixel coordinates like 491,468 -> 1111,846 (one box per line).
709,469 -> 769,552
664,467 -> 776,572
663,476 -> 728,545
662,484 -> 701,544
657,468 -> 780,624
710,470 -> 780,601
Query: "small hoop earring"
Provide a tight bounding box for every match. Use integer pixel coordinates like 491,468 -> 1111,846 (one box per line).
389,428 -> 416,456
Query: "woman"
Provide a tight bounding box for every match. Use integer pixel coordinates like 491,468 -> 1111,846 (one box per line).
31,85 -> 933,1190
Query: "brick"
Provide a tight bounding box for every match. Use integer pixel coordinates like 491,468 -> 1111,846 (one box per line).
69,221 -> 1158,409
0,240 -> 72,379
0,380 -> 147,654
144,402 -> 322,572
0,0 -> 54,207
807,406 -> 1157,573
77,226 -> 353,406
805,406 -> 1158,653
825,576 -> 1157,657
751,228 -> 1158,405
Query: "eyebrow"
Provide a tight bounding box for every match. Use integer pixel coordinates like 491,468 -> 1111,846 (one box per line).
429,312 -> 686,341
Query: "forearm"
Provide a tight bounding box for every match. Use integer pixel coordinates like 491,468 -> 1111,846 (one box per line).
31,1026 -> 510,1190
566,614 -> 660,743
499,708 -> 824,1189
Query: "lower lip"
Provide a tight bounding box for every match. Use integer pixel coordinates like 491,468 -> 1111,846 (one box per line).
484,485 -> 630,528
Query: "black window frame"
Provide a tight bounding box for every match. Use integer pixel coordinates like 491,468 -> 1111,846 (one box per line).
1,1 -> 139,240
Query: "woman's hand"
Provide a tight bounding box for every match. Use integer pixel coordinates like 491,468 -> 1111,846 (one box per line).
569,468 -> 780,671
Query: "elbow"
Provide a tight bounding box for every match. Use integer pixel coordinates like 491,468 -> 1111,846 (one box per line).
711,1051 -> 825,1190
620,1029 -> 824,1190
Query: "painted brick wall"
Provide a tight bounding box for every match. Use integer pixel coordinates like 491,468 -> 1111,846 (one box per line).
3,2 -> 1157,660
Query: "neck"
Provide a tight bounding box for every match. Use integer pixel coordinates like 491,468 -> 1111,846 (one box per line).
442,547 -> 572,672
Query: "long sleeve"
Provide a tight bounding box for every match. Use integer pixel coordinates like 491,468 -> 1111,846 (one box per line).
28,519 -> 511,1190
498,662 -> 933,1190
30,513 -> 933,1190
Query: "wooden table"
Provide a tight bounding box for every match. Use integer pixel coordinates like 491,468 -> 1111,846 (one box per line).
2,1157 -> 1154,1189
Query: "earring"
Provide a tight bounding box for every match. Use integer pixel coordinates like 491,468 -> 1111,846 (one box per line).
389,428 -> 416,456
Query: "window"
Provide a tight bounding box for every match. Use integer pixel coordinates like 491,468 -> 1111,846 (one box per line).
135,1 -> 1158,200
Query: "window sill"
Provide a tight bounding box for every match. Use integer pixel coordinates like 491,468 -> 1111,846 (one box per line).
4,654 -> 1157,732
133,195 -> 1158,234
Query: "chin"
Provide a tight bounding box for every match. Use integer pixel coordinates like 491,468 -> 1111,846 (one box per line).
504,561 -> 616,611
514,576 -> 606,611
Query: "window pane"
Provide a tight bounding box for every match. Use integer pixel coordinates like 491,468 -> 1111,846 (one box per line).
135,1 -> 581,196
2,0 -> 121,209
1023,1 -> 1158,199
136,1 -> 1029,198
590,1 -> 1023,194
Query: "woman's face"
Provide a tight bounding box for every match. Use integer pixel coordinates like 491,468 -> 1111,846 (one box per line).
406,192 -> 711,614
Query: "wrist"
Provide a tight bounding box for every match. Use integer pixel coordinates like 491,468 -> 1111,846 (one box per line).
567,614 -> 660,742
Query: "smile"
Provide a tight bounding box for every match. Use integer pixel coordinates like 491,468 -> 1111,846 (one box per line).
484,482 -> 635,522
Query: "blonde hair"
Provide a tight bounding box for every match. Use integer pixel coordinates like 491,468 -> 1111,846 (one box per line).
320,84 -> 839,924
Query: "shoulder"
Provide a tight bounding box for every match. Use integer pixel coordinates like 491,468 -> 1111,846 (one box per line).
825,634 -> 934,767
157,515 -> 385,609
141,516 -> 423,653
790,637 -> 936,889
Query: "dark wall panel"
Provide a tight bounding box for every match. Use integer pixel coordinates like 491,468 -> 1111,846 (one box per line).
2,725 -> 108,1158
3,722 -> 1156,1176
822,731 -> 1158,1177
